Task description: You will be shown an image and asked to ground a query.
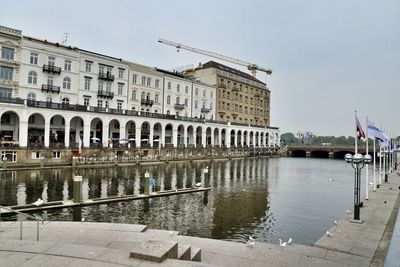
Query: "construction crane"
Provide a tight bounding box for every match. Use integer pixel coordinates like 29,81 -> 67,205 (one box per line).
158,38 -> 272,78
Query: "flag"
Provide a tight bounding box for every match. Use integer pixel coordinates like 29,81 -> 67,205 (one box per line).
355,115 -> 365,140
367,120 -> 389,146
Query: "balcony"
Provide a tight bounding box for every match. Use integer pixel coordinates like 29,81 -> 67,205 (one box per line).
174,103 -> 185,110
0,97 -> 24,105
231,86 -> 239,92
141,99 -> 154,106
41,84 -> 60,94
42,65 -> 61,75
201,107 -> 211,113
97,90 -> 114,99
98,72 -> 115,81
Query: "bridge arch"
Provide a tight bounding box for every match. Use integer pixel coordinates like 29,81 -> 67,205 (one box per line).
291,150 -> 306,157
333,151 -> 353,159
310,150 -> 330,158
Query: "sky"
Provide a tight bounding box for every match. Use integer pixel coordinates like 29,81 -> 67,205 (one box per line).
1,0 -> 399,137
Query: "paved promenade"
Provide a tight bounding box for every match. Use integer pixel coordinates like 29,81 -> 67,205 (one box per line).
0,172 -> 399,266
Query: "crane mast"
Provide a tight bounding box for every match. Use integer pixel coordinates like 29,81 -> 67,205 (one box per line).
158,38 -> 272,77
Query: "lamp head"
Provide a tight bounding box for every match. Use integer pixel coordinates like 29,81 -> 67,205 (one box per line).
364,154 -> 372,163
144,171 -> 150,178
353,153 -> 363,164
344,153 -> 353,163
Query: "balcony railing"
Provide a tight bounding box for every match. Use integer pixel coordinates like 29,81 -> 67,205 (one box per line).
41,84 -> 60,94
0,97 -> 24,105
141,99 -> 154,106
43,65 -> 61,75
201,107 -> 211,113
174,103 -> 185,110
98,72 -> 115,81
97,90 -> 114,99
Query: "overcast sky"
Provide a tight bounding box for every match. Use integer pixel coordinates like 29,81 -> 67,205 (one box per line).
2,0 -> 399,136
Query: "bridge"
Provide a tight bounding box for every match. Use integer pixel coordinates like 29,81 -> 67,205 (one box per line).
285,144 -> 377,159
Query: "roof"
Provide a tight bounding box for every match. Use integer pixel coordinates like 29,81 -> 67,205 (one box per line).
197,61 -> 266,85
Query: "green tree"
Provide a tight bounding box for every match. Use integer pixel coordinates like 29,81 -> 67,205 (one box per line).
280,132 -> 297,145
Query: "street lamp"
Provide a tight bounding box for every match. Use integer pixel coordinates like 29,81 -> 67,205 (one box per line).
345,153 -> 372,222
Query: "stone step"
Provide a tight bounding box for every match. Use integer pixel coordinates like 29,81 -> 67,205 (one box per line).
178,244 -> 191,260
130,239 -> 178,263
191,246 -> 202,262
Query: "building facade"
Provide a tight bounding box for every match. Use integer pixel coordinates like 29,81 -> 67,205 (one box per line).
0,25 -> 280,164
188,61 -> 271,127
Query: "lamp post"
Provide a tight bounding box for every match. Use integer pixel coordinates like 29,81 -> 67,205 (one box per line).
345,153 -> 372,222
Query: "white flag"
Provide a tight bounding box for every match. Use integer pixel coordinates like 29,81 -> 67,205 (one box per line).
367,120 -> 389,146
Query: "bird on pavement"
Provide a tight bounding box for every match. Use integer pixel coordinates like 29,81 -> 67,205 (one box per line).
247,236 -> 255,248
33,198 -> 43,207
326,231 -> 333,237
278,239 -> 287,247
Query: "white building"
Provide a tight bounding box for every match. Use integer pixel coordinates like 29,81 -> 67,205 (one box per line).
126,61 -> 163,114
157,69 -> 216,120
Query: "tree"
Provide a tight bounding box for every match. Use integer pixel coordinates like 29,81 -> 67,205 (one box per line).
280,132 -> 297,145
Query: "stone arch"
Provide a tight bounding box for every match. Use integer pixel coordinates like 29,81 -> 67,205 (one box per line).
237,130 -> 242,147
164,123 -> 173,146
196,126 -> 202,147
153,123 -> 162,147
177,124 -> 185,147
69,116 -> 84,148
213,128 -> 219,146
27,112 -> 45,148
221,128 -> 226,147
0,111 -> 20,145
49,114 -> 66,148
141,121 -> 151,147
206,127 -> 212,146
187,125 -> 194,147
90,117 -> 103,147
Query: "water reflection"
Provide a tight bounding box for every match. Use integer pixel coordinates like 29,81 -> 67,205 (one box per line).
0,158 -> 360,245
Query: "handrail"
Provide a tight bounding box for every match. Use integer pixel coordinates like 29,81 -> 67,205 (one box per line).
0,204 -> 43,241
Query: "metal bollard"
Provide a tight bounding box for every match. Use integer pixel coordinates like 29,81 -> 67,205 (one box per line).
144,171 -> 150,195
73,176 -> 83,203
204,166 -> 209,188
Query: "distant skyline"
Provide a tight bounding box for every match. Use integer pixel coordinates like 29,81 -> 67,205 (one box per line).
2,0 -> 399,136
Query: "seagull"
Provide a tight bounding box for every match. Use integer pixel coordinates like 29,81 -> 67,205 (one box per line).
369,182 -> 374,185
334,220 -> 338,225
81,218 -> 85,222
33,198 -> 43,207
278,239 -> 287,247
287,238 -> 293,245
195,182 -> 202,187
346,210 -> 351,215
169,231 -> 174,237
328,178 -> 333,182
247,236 -> 255,248
326,231 -> 333,237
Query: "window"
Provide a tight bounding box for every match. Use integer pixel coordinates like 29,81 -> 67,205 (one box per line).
131,90 -> 136,100
132,74 -> 137,84
117,101 -> 122,110
185,86 -> 188,94
0,66 -> 13,80
167,95 -> 170,104
46,96 -> 52,103
202,101 -> 205,108
27,93 -> 36,101
177,84 -> 180,92
185,98 -> 188,107
155,79 -> 159,88
28,71 -> 37,84
210,102 -> 213,110
118,69 -> 124,79
1,151 -> 17,162
84,97 -> 89,106
195,100 -> 198,108
98,80 -> 104,91
47,76 -> 53,86
203,90 -> 206,97
168,82 -> 171,90
64,60 -> 71,71
97,100 -> 103,107
0,88 -> 11,98
1,47 -> 14,60
63,77 -> 71,89
84,77 -> 91,90
147,77 -> 151,86
210,91 -> 213,98
106,81 -> 111,92
155,94 -> 159,103
31,151 -> 41,159
106,67 -> 112,74
195,88 -> 198,96
99,65 -> 105,74
30,53 -> 38,65
105,101 -> 109,108
176,97 -> 180,104
85,62 -> 92,72
118,83 -> 123,95
62,97 -> 69,105
141,76 -> 146,85
141,92 -> 145,100
53,151 -> 61,159
48,56 -> 55,66
146,93 -> 150,100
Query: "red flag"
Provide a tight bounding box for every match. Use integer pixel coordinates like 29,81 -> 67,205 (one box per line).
356,115 -> 365,140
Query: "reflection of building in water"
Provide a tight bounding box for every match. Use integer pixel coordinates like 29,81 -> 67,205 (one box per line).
63,179 -> 69,201
82,178 -> 89,200
16,183 -> 26,206
41,181 -> 48,203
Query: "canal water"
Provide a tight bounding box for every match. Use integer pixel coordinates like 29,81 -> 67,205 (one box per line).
0,157 -> 368,245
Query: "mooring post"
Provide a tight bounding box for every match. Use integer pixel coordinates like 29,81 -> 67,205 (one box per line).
73,175 -> 83,203
204,166 -> 209,187
72,156 -> 77,168
144,171 -> 150,195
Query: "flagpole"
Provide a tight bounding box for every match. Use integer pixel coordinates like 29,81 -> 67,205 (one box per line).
373,137 -> 376,191
379,145 -> 382,185
365,116 -> 369,200
355,111 -> 358,154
